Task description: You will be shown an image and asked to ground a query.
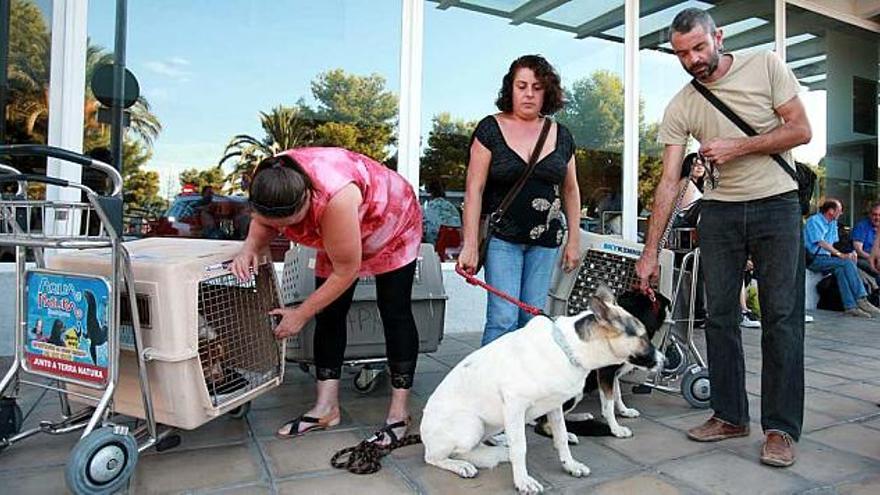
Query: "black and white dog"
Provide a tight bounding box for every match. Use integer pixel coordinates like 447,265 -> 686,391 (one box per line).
535,290 -> 671,440
420,287 -> 663,494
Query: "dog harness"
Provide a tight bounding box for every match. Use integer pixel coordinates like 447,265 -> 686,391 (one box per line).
549,315 -> 587,371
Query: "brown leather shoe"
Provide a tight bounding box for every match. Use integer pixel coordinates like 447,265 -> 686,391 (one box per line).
686,416 -> 750,442
760,431 -> 796,467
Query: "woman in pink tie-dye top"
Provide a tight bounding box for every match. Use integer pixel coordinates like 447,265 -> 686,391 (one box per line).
231,147 -> 422,444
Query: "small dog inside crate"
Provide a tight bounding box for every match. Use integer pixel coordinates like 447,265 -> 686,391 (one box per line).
198,312 -> 247,397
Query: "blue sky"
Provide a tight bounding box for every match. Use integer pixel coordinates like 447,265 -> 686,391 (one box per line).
76,0 -> 826,197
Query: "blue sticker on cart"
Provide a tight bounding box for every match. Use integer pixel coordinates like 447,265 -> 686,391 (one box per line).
23,271 -> 111,384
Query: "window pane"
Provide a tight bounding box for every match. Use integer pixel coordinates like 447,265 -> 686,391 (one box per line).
422,1 -> 625,245
86,0 -> 402,249
787,4 -> 880,226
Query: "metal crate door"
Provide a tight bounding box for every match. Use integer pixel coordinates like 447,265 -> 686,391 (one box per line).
197,264 -> 283,407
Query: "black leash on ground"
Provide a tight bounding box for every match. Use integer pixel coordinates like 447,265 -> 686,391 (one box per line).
331,433 -> 422,474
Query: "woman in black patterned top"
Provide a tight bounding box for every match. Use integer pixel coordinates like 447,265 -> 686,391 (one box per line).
458,55 -> 581,346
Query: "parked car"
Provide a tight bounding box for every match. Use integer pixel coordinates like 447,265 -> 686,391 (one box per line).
145,188 -> 290,262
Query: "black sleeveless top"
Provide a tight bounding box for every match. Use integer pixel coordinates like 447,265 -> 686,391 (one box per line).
470,115 -> 576,247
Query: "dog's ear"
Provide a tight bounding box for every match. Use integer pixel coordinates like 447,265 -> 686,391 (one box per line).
574,313 -> 596,340
590,285 -> 616,321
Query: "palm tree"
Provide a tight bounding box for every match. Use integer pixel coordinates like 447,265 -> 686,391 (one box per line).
219,105 -> 315,193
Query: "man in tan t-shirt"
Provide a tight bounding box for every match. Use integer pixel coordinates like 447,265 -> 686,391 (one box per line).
635,8 -> 812,468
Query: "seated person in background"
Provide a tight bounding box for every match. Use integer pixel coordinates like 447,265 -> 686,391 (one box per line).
422,179 -> 461,245
804,199 -> 880,318
197,185 -> 220,239
852,201 -> 880,284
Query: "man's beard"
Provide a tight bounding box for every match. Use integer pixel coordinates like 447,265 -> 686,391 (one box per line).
686,49 -> 721,81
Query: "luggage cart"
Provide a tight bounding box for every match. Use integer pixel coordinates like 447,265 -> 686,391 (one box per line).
0,144 -> 151,494
546,230 -> 710,409
280,243 -> 446,394
0,145 -> 285,494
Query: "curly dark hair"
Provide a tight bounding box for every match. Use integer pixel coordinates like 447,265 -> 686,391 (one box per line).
495,55 -> 565,115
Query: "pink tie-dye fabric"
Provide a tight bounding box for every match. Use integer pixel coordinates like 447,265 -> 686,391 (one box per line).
280,147 -> 422,278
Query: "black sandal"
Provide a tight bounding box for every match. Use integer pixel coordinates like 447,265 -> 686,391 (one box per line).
276,410 -> 340,439
366,417 -> 410,446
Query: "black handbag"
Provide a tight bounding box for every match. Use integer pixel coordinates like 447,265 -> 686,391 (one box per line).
691,80 -> 816,215
475,118 -> 552,273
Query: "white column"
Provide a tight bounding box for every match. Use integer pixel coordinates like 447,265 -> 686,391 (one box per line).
46,0 -> 87,203
622,0 -> 640,242
775,0 -> 786,59
397,0 -> 424,192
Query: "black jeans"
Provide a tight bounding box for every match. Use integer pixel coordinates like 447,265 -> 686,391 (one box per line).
313,260 -> 419,389
699,191 -> 804,440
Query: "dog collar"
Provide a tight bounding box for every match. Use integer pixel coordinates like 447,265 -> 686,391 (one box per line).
550,317 -> 587,371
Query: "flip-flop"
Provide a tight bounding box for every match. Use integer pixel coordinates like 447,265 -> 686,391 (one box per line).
276,410 -> 340,439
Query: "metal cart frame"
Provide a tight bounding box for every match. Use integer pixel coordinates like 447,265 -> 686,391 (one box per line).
0,145 -> 173,494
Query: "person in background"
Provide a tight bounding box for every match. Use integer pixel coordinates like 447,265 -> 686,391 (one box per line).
804,198 -> 880,318
231,147 -> 422,446
851,201 -> 880,284
422,179 -> 461,245
457,54 -> 581,347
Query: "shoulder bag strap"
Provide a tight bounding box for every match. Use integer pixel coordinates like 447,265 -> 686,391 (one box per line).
690,79 -> 798,183
491,117 -> 553,222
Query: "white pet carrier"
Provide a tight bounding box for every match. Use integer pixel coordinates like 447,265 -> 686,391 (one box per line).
47,237 -> 285,429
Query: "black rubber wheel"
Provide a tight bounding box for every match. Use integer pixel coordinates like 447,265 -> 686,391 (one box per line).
155,433 -> 181,452
228,402 -> 251,419
661,338 -> 688,378
353,368 -> 382,394
681,366 -> 711,409
0,398 -> 23,452
65,426 -> 138,495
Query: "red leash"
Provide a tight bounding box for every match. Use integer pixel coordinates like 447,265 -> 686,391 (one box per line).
455,265 -> 546,317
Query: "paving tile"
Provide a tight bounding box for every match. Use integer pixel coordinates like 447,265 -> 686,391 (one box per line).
611,387 -> 704,420
836,474 -> 880,495
170,413 -> 250,451
429,352 -> 469,368
276,470 -> 415,494
574,472 -> 704,495
5,467 -> 68,494
804,390 -> 878,420
397,453 -> 518,495
525,430 -> 642,489
432,338 -> 476,356
658,450 -> 811,494
805,360 -> 880,381
594,418 -> 715,465
409,371 -> 447,400
132,443 -> 261,494
728,437 -> 880,485
804,370 -> 852,390
263,430 -> 364,476
808,424 -> 880,462
802,410 -> 845,433
832,381 -> 880,404
191,483 -> 272,494
415,356 -> 451,374
0,427 -> 78,471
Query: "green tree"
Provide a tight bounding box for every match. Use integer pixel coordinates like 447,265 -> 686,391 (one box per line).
5,0 -> 50,143
308,69 -> 398,161
179,166 -> 226,192
219,105 -> 314,194
420,113 -> 477,191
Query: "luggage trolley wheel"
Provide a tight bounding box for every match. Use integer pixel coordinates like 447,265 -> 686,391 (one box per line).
681,365 -> 711,409
661,337 -> 689,378
228,401 -> 252,419
0,397 -> 24,451
65,426 -> 139,495
353,367 -> 384,394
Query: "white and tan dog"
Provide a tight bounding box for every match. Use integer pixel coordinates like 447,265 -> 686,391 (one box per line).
420,287 -> 663,494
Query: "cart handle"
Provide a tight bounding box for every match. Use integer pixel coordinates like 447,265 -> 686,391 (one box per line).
0,163 -> 25,196
0,173 -> 76,189
0,144 -> 123,197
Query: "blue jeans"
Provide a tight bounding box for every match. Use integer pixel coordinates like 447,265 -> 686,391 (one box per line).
699,191 -> 804,440
481,236 -> 558,346
809,256 -> 866,309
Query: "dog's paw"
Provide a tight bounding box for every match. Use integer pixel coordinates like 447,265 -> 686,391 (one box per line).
564,412 -> 593,422
562,459 -> 591,478
515,474 -> 544,494
451,460 -> 478,478
567,432 -> 579,445
610,425 -> 633,438
618,407 -> 640,418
